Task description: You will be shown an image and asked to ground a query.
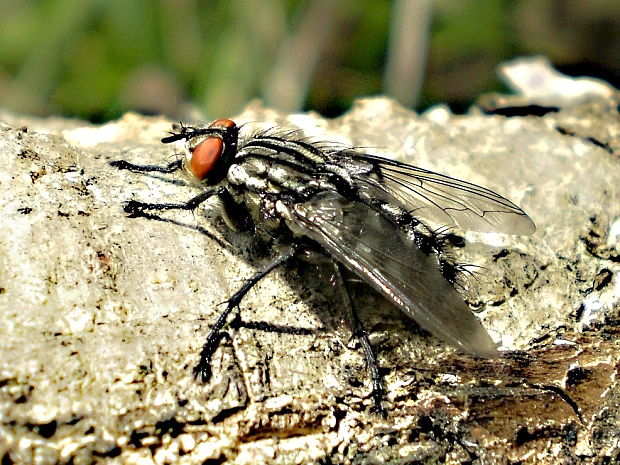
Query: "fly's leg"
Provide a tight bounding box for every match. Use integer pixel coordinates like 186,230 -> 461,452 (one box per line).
229,315 -> 315,336
123,187 -> 226,217
110,158 -> 183,174
333,263 -> 386,417
110,156 -> 225,217
194,244 -> 299,382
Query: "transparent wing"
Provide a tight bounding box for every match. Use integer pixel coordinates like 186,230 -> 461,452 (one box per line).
291,191 -> 498,357
340,151 -> 535,235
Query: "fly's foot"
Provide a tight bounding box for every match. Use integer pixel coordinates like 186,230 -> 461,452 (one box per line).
109,160 -> 135,170
370,385 -> 388,418
122,200 -> 150,217
371,403 -> 388,419
193,337 -> 222,383
193,358 -> 212,383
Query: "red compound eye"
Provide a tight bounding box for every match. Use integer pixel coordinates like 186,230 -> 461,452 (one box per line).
209,118 -> 236,129
189,137 -> 223,181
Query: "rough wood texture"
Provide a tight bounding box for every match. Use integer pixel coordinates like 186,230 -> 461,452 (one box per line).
1,88 -> 618,463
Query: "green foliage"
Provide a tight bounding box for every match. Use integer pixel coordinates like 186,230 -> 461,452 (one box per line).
0,0 -> 617,121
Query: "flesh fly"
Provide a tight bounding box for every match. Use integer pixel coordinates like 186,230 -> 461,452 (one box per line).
111,118 -> 535,414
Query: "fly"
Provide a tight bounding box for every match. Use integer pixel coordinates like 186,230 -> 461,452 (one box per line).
111,118 -> 536,415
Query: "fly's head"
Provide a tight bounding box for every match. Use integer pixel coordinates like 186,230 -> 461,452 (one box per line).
162,118 -> 239,185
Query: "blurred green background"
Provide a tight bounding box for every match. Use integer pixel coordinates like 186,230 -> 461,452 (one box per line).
0,0 -> 618,122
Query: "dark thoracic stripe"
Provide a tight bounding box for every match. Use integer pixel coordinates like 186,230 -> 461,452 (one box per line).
241,137 -> 327,165
238,152 -> 320,179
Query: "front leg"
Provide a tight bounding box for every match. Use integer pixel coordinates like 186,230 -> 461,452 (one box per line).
109,158 -> 183,174
123,187 -> 226,217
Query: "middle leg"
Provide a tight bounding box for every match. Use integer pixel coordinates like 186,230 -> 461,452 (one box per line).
332,263 -> 387,417
194,244 -> 300,382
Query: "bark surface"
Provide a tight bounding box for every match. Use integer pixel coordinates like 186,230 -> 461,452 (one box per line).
0,92 -> 618,464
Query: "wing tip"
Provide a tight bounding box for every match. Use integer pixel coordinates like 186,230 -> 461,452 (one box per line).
519,217 -> 537,235
455,340 -> 499,359
466,213 -> 537,235
504,213 -> 536,235
470,343 -> 500,359
452,327 -> 500,358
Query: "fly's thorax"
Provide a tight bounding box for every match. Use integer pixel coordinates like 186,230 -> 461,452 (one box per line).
227,156 -> 324,197
227,185 -> 322,241
274,199 -> 311,239
227,161 -> 274,193
230,188 -> 284,240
